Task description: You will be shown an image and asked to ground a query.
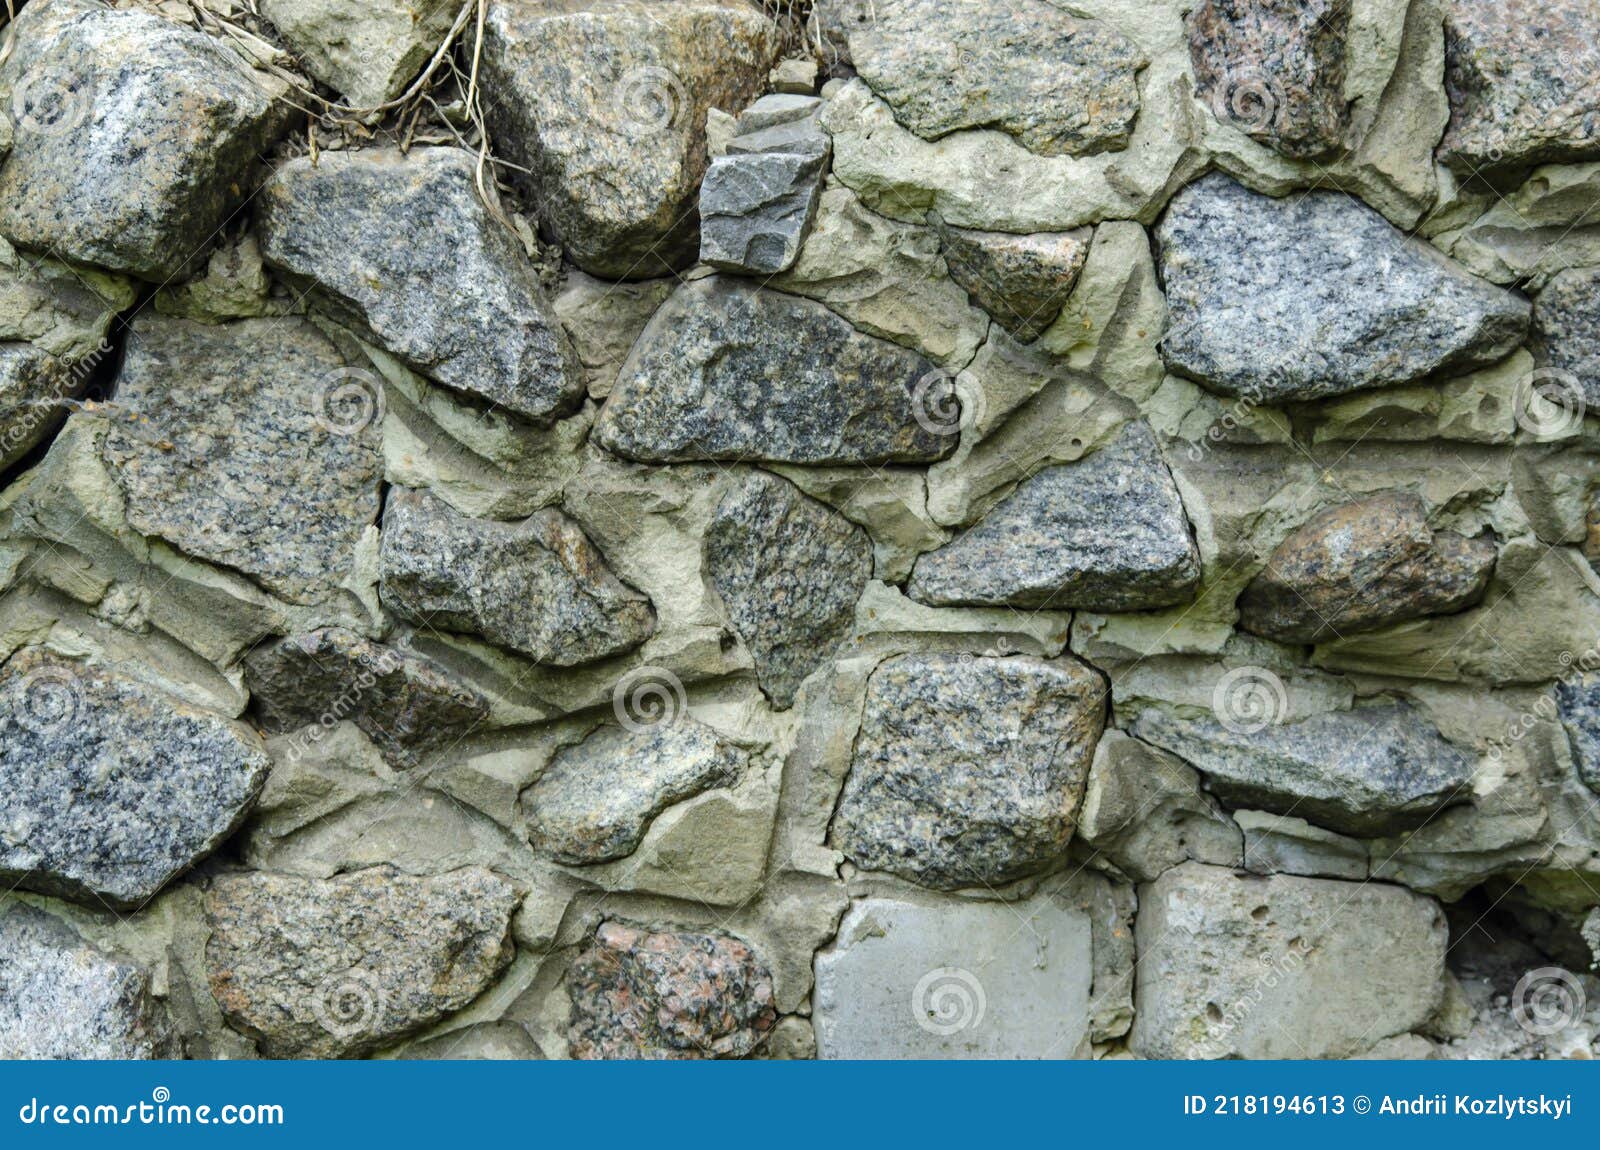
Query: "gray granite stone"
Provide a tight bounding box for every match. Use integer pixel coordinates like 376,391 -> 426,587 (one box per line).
705,471 -> 872,709
379,487 -> 655,666
0,650 -> 270,909
102,315 -> 384,605
1131,702 -> 1475,837
1157,174 -> 1530,402
0,342 -> 69,474
1533,267 -> 1600,405
259,0 -> 459,107
526,719 -> 746,865
908,422 -> 1201,612
1555,672 -> 1600,794
930,217 -> 1091,343
832,653 -> 1107,890
699,98 -> 829,275
842,0 -> 1144,157
594,276 -> 954,464
0,0 -> 291,280
204,866 -> 518,1059
257,148 -> 581,424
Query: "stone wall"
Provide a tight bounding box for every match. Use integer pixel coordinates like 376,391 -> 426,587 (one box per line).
0,0 -> 1597,1060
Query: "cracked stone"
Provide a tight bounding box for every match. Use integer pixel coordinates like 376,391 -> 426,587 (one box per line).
699,97 -> 829,275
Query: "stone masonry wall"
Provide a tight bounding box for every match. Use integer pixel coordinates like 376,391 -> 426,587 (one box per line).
0,0 -> 1598,1059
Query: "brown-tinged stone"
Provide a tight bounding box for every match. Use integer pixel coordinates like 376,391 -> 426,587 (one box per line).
930,216 -> 1091,343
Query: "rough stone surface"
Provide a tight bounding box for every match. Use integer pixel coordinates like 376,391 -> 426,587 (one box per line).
567,921 -> 777,1059
550,271 -> 673,399
909,423 -> 1201,612
243,629 -> 492,770
260,0 -> 459,107
1131,863 -> 1447,1059
0,651 -> 270,909
203,866 -> 518,1059
1237,492 -> 1498,643
525,719 -> 746,865
258,148 -> 581,423
1532,267 -> 1600,405
0,0 -> 289,280
1441,0 -> 1600,173
101,315 -> 384,605
0,343 -> 69,474
480,0 -> 776,278
594,276 -> 953,464
931,218 -> 1090,343
379,487 -> 655,666
1157,174 -> 1530,402
1188,0 -> 1352,159
1131,702 -> 1475,838
699,97 -> 829,274
704,471 -> 873,709
843,0 -> 1145,157
0,904 -> 165,1059
1555,673 -> 1600,794
832,654 -> 1107,890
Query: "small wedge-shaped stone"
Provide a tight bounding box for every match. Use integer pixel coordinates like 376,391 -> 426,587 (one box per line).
1157,174 -> 1530,402
0,904 -> 166,1059
0,0 -> 291,280
1188,0 -> 1352,159
909,422 -> 1201,612
0,651 -> 270,908
595,276 -> 953,464
102,316 -> 384,605
1238,493 -> 1496,643
0,343 -> 69,474
1131,702 -> 1473,837
843,0 -> 1145,157
1533,267 -> 1600,405
258,148 -> 581,423
832,653 -> 1107,890
704,471 -> 873,709
1441,0 -> 1600,173
243,628 -> 492,770
526,719 -> 747,865
259,0 -> 460,107
204,866 -> 518,1059
379,487 -> 655,666
480,0 -> 776,278
930,217 -> 1091,343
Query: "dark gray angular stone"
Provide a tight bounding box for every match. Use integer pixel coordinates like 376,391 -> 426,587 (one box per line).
699,102 -> 829,275
378,487 -> 655,666
243,628 -> 492,770
1131,702 -> 1474,838
1238,492 -> 1497,644
735,93 -> 821,133
0,650 -> 270,909
594,276 -> 954,464
102,315 -> 384,606
525,719 -> 747,865
842,0 -> 1145,157
1555,672 -> 1600,794
908,422 -> 1201,612
1533,267 -> 1600,405
0,342 -> 69,474
1188,0 -> 1352,160
0,904 -> 167,1059
1157,174 -> 1531,402
204,866 -> 517,1059
704,471 -> 872,709
257,147 -> 581,424
0,0 -> 292,281
831,653 -> 1107,890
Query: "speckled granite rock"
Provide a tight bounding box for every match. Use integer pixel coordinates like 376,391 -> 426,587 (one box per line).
526,719 -> 746,864
480,0 -> 776,278
260,0 -> 460,107
0,904 -> 166,1059
204,866 -> 517,1059
832,654 -> 1107,890
0,0 -> 290,280
243,629 -> 491,770
1188,0 -> 1352,159
1441,0 -> 1600,173
0,650 -> 270,909
378,487 -> 654,666
101,316 -> 384,605
842,0 -> 1144,157
704,471 -> 872,708
1131,702 -> 1474,837
0,343 -> 69,474
567,920 -> 777,1059
1131,863 -> 1447,1059
699,96 -> 829,274
258,148 -> 581,424
908,423 -> 1200,612
594,276 -> 953,464
1555,673 -> 1600,793
1237,493 -> 1496,643
1533,267 -> 1600,404
930,217 -> 1091,343
1157,174 -> 1530,402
